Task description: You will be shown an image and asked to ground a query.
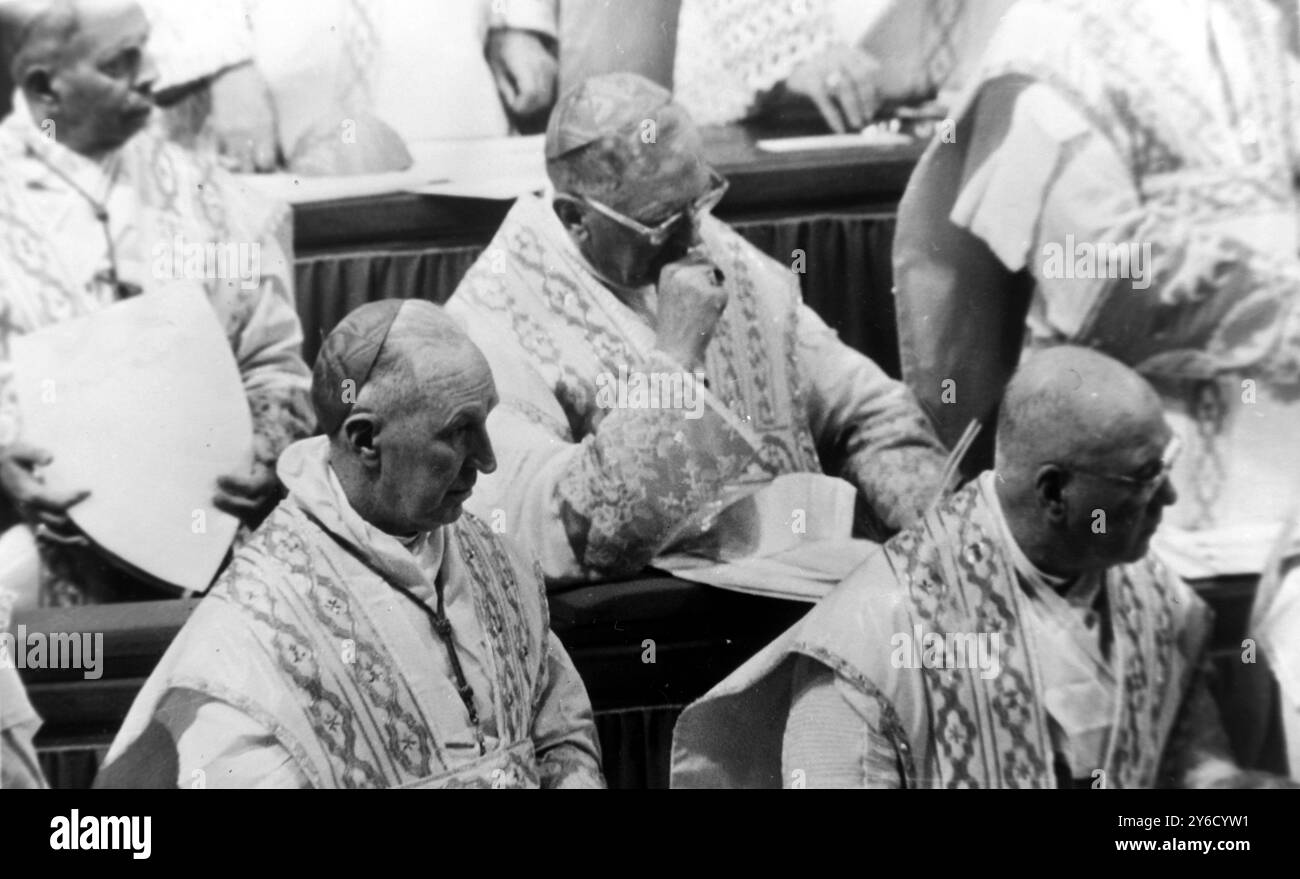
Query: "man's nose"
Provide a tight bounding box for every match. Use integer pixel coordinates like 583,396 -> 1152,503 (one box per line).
471,424 -> 497,475
664,207 -> 700,246
136,55 -> 159,97
1155,473 -> 1178,507
680,213 -> 704,250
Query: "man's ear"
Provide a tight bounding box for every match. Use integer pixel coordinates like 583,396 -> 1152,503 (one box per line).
341,412 -> 381,465
552,197 -> 588,240
1034,463 -> 1070,524
21,67 -> 59,109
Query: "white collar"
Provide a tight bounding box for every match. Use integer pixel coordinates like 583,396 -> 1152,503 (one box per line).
321,452 -> 444,571
278,436 -> 446,592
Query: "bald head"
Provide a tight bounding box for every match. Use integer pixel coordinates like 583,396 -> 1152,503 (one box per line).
2,0 -> 77,82
362,301 -> 482,415
2,0 -> 134,79
318,300 -> 498,535
546,72 -> 705,205
993,346 -> 1177,575
546,73 -> 717,289
996,346 -> 1164,478
545,72 -> 673,161
2,0 -> 154,155
312,299 -> 479,438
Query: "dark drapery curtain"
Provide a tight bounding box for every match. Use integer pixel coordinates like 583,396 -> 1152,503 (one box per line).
595,707 -> 684,790
0,59 -> 10,120
731,211 -> 901,375
294,243 -> 487,365
294,211 -> 899,369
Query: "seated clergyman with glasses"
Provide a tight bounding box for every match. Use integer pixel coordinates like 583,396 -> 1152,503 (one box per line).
447,72 -> 947,586
673,347 -> 1296,789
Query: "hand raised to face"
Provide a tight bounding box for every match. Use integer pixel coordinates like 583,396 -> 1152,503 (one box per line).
654,249 -> 728,372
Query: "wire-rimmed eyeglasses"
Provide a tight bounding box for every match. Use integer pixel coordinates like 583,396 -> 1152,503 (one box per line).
560,168 -> 730,246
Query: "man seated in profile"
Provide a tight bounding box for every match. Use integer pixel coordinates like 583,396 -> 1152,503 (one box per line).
0,0 -> 314,604
97,301 -> 604,789
447,72 -> 947,587
672,347 -> 1294,788
893,0 -> 1300,577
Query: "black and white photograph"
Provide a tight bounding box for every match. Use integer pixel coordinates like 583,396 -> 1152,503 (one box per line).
0,0 -> 1295,844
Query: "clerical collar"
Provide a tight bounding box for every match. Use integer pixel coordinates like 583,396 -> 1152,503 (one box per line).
320,461 -> 438,565
394,531 -> 426,554
366,516 -> 433,560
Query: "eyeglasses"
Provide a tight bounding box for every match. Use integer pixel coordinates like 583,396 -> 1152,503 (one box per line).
563,169 -> 730,246
1068,434 -> 1183,495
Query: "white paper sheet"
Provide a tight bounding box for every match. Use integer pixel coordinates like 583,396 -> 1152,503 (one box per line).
654,472 -> 871,601
235,135 -> 549,205
11,287 -> 253,592
656,539 -> 875,602
757,128 -> 914,152
232,167 -> 437,205
1150,521 -> 1283,580
412,174 -> 548,202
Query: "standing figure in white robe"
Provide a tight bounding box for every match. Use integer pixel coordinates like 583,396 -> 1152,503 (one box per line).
144,0 -> 559,174
673,0 -> 1013,132
894,0 -> 1300,577
448,73 -> 948,589
97,300 -> 604,789
0,0 -> 313,604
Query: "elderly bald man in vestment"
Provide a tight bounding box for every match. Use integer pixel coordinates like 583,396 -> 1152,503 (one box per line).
895,0 -> 1300,578
0,0 -> 313,604
448,72 -> 947,587
98,300 -> 604,789
673,347 -> 1296,788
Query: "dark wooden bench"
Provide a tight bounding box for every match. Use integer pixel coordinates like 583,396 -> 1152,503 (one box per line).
15,572 -> 1283,787
15,576 -> 807,787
